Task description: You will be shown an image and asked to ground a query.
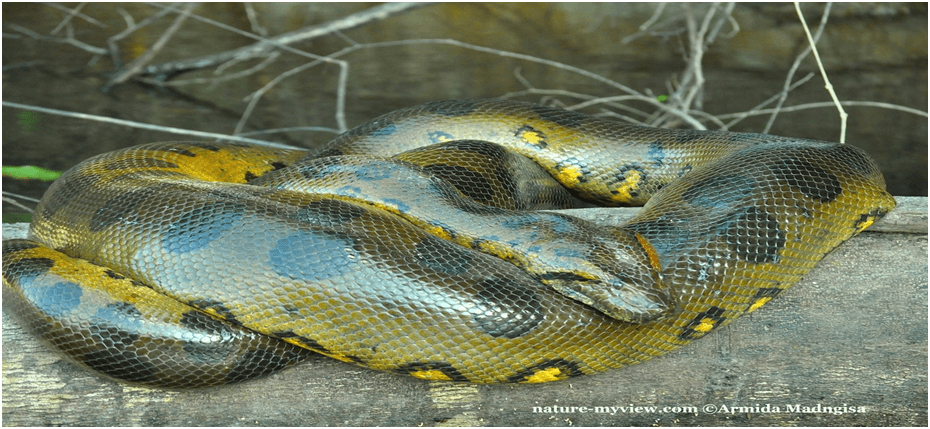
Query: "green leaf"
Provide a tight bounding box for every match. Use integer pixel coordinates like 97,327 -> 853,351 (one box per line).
3,165 -> 62,181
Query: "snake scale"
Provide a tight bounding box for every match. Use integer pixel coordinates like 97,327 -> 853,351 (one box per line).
2,99 -> 895,388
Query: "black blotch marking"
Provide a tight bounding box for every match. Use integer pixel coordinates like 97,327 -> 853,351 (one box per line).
471,277 -> 543,339
678,306 -> 726,341
532,104 -> 589,128
612,165 -> 643,187
506,359 -> 585,383
538,272 -> 591,282
2,257 -> 55,284
187,300 -> 243,327
423,100 -> 478,116
753,287 -> 783,299
89,187 -> 161,232
129,279 -> 151,289
311,147 -> 345,158
246,160 -> 290,182
103,269 -> 126,280
772,158 -> 841,203
414,235 -> 473,275
163,202 -> 246,253
647,141 -> 665,166
271,332 -> 362,363
723,206 -> 786,264
274,331 -> 333,353
106,302 -> 142,319
398,361 -> 470,382
3,240 -> 41,253
681,174 -> 755,209
282,304 -> 299,314
854,209 -> 889,231
179,310 -> 233,332
295,199 -> 367,227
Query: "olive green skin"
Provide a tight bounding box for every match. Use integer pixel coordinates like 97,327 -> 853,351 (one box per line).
2,99 -> 896,387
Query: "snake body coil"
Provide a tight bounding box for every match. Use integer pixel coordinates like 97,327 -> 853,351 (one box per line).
2,99 -> 895,387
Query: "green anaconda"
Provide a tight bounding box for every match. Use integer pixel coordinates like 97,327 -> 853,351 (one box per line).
2,99 -> 895,388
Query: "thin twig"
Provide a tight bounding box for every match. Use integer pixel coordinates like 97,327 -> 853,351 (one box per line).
142,2 -> 429,77
2,194 -> 38,214
106,6 -> 177,71
717,101 -> 927,120
104,3 -> 197,90
49,2 -> 88,35
2,102 -> 297,149
764,3 -> 832,133
795,2 -> 847,142
5,22 -> 107,55
39,2 -> 107,28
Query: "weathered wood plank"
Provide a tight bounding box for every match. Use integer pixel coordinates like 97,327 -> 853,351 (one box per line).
3,197 -> 927,426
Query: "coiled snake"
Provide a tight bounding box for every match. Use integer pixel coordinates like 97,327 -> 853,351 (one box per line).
2,99 -> 895,388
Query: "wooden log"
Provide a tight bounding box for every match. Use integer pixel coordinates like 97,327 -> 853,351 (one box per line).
2,197 -> 926,426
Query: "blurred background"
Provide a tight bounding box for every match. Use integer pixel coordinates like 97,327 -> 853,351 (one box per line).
3,2 -> 926,222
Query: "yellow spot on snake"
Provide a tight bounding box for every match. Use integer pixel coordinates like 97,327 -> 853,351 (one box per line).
611,169 -> 643,204
855,216 -> 877,234
693,317 -> 717,333
426,225 -> 453,241
747,297 -> 772,313
410,370 -> 454,381
521,130 -> 545,145
171,147 -> 273,183
555,165 -> 583,187
523,367 -> 564,383
282,339 -> 356,363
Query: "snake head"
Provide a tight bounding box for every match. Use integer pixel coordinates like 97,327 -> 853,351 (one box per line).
542,229 -> 675,324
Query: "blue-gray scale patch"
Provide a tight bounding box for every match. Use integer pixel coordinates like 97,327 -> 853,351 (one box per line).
270,230 -> 358,281
164,202 -> 245,254
93,302 -> 143,328
30,280 -> 83,317
681,173 -> 755,210
354,163 -> 395,181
